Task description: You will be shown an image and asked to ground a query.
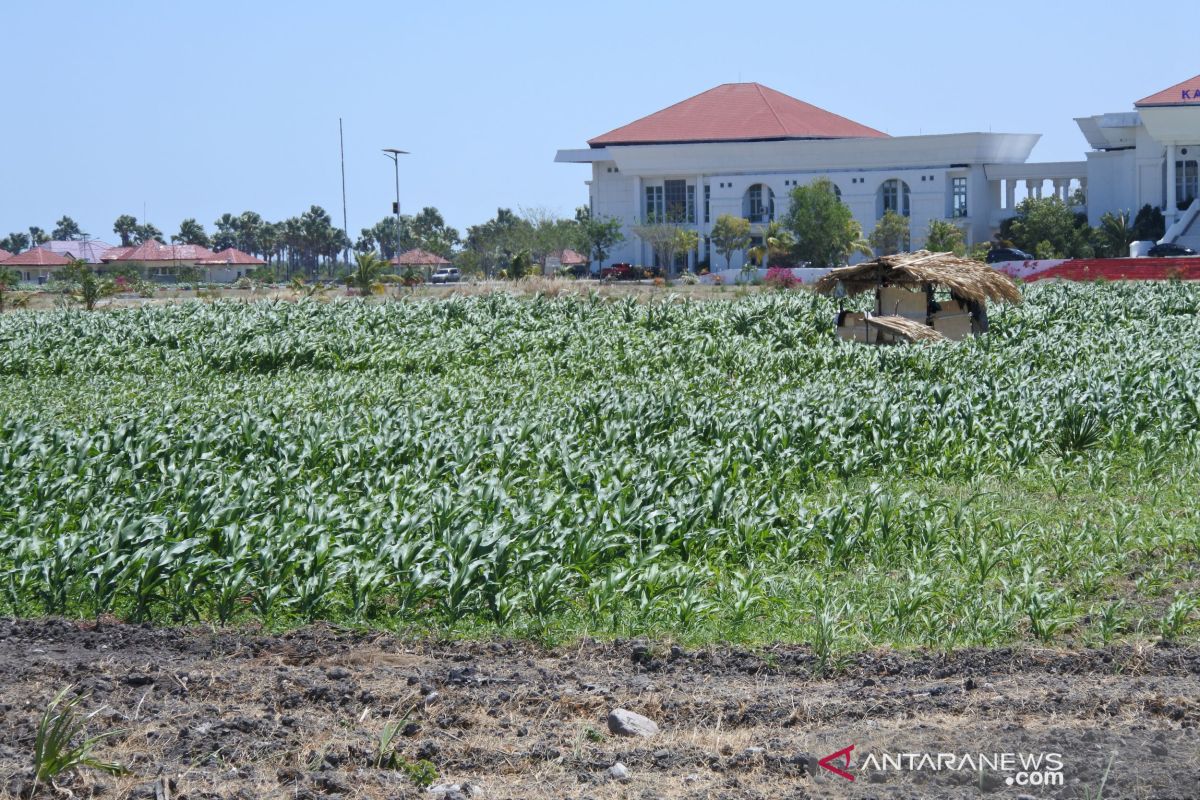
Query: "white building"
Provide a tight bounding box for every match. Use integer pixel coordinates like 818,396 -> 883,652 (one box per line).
556,76 -> 1200,271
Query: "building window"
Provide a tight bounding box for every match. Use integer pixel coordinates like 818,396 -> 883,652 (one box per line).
687,184 -> 696,224
645,185 -> 663,222
833,183 -> 842,202
745,184 -> 775,223
704,184 -> 710,223
878,178 -> 911,218
665,179 -> 689,223
952,177 -> 968,218
1177,160 -> 1199,209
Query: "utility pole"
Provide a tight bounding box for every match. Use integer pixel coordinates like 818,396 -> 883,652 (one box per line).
382,148 -> 408,269
340,119 -> 350,268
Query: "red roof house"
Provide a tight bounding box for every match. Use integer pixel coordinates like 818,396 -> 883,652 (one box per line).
1,247 -> 71,267
111,240 -> 218,262
390,248 -> 451,267
0,249 -> 12,262
1,246 -> 72,282
588,83 -> 887,146
1135,74 -> 1200,107
202,247 -> 266,266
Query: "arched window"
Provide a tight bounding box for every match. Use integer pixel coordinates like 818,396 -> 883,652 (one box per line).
877,179 -> 911,218
744,184 -> 775,223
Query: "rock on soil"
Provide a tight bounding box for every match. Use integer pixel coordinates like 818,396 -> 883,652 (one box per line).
607,707 -> 659,737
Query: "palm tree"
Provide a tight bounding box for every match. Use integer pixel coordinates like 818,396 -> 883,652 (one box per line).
747,220 -> 797,267
113,215 -> 139,247
28,227 -> 49,247
52,216 -> 86,241
173,218 -> 210,247
350,251 -> 385,296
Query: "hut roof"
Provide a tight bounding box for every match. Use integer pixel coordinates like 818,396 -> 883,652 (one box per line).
814,250 -> 1022,305
390,248 -> 451,267
866,315 -> 946,343
202,247 -> 266,266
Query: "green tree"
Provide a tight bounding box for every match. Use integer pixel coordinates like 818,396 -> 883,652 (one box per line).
782,178 -> 869,267
350,251 -> 386,296
710,214 -> 751,269
213,213 -> 240,251
575,207 -> 624,270
748,220 -> 796,266
465,208 -> 534,278
51,216 -> 85,241
237,212 -> 264,255
925,219 -> 966,255
1,232 -> 30,253
173,218 -> 211,247
1093,210 -> 1132,258
0,266 -> 19,312
869,210 -> 911,255
411,207 -> 461,257
28,227 -> 49,247
59,259 -> 115,311
508,249 -> 533,279
132,223 -> 162,244
1130,204 -> 1165,242
1000,197 -> 1092,258
631,221 -> 693,275
113,215 -> 139,247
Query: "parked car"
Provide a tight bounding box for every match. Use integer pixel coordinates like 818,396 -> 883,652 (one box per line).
1146,242 -> 1198,258
600,263 -> 638,281
985,247 -> 1033,264
430,267 -> 461,284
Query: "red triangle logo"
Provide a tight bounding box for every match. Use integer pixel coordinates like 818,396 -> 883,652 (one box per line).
818,744 -> 855,781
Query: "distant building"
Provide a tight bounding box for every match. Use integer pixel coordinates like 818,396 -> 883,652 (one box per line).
199,247 -> 267,282
557,76 -> 1200,270
39,239 -> 116,264
0,246 -> 71,283
101,240 -> 218,281
543,248 -> 589,275
390,248 -> 450,278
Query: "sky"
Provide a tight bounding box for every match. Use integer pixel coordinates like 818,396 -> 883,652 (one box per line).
1,0 -> 1194,245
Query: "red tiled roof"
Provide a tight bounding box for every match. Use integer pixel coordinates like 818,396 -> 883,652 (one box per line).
549,248 -> 588,265
588,83 -> 887,146
108,239 -> 218,262
101,246 -> 134,261
0,249 -> 12,261
390,248 -> 450,266
1135,74 -> 1200,107
1,246 -> 71,267
203,247 -> 266,266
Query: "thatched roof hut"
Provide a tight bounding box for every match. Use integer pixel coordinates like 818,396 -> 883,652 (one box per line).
814,250 -> 1022,305
865,315 -> 945,343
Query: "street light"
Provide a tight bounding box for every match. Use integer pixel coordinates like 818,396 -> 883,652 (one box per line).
382,148 -> 409,269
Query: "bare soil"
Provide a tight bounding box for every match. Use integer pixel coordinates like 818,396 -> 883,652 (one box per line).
1,619 -> 1197,799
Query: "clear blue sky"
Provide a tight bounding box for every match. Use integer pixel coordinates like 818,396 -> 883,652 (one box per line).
2,0 -> 1192,243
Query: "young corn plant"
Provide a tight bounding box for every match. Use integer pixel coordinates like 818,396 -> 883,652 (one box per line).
32,686 -> 128,793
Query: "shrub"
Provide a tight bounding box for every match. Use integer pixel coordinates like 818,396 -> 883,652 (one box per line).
764,267 -> 800,290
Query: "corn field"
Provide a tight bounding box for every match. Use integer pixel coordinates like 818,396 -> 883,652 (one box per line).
1,282 -> 1199,650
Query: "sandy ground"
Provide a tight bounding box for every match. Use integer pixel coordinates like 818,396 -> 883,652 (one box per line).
1,619 -> 1197,800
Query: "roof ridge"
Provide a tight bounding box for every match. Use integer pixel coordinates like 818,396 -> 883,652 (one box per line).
754,83 -> 789,137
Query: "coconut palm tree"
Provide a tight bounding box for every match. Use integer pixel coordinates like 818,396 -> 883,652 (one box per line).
747,220 -> 797,266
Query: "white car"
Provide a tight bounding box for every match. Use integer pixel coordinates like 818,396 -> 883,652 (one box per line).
430,267 -> 461,284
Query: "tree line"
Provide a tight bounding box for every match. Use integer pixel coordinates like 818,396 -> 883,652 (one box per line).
2,205 -> 627,280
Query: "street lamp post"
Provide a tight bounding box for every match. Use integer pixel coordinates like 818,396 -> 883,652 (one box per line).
382,148 -> 409,270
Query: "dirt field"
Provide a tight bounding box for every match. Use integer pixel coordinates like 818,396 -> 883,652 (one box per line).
1,620 -> 1197,799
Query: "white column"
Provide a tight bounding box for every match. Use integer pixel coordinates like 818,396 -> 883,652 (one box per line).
1166,144 -> 1178,227
1005,179 -> 1016,210
632,175 -> 643,263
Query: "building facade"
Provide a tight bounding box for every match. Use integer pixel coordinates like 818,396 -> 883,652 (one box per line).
557,76 -> 1200,270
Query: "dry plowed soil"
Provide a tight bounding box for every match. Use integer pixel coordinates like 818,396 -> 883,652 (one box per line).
1,619 -> 1197,799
